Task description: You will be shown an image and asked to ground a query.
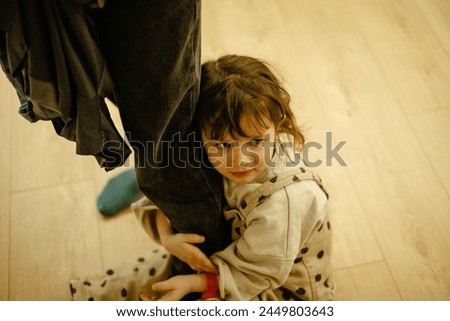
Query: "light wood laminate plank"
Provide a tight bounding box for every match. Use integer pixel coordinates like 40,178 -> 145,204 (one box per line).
333,261 -> 402,300
278,0 -> 450,300
0,71 -> 13,300
348,0 -> 450,113
408,108 -> 450,196
415,0 -> 450,56
10,183 -> 102,300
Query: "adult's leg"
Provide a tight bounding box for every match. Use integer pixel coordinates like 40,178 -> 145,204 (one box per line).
92,0 -> 229,273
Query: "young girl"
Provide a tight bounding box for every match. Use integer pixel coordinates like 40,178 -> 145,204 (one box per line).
135,54 -> 334,301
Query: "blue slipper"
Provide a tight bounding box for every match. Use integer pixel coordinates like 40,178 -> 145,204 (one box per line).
96,169 -> 143,216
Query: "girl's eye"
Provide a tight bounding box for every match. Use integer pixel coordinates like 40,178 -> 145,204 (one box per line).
249,139 -> 264,147
215,142 -> 232,149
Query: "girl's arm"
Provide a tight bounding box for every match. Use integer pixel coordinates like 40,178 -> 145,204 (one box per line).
150,273 -> 211,301
211,182 -> 328,300
133,198 -> 217,273
155,210 -> 218,273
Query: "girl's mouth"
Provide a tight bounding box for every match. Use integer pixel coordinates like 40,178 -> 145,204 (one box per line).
231,170 -> 252,178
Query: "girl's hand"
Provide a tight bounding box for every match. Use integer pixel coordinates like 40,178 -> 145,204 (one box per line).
138,293 -> 159,301
160,233 -> 218,273
151,274 -> 206,301
155,210 -> 218,273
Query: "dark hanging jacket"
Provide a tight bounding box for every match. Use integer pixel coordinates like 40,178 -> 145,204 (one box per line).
0,0 -> 131,170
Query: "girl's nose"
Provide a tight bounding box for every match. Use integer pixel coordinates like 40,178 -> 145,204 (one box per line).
232,145 -> 256,168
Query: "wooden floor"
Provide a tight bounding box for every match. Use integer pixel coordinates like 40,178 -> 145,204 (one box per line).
1,0 -> 449,301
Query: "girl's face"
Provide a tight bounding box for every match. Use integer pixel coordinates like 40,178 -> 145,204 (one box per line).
202,115 -> 276,184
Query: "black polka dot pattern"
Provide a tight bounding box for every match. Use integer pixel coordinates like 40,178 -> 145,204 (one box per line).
258,195 -> 267,203
280,287 -> 303,301
70,252 -> 173,301
317,250 -> 324,259
281,291 -> 291,300
296,287 -> 306,296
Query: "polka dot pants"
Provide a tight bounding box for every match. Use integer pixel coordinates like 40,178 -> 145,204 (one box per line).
70,247 -> 172,301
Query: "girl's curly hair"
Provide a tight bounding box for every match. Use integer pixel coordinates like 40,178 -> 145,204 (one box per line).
194,55 -> 304,149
